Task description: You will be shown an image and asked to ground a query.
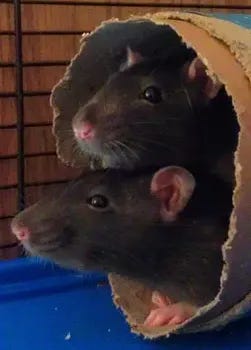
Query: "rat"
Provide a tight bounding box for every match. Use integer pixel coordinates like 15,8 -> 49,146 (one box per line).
72,47 -> 238,184
11,166 -> 232,328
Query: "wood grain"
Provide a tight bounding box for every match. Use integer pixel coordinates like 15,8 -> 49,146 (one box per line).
23,35 -> 81,63
0,126 -> 56,157
24,156 -> 80,184
0,96 -> 54,127
20,4 -> 250,34
1,159 -> 17,187
0,35 -> 79,65
0,2 -> 250,33
24,126 -> 56,154
0,247 -> 21,260
0,129 -> 17,157
23,66 -> 66,92
0,68 -> 15,93
21,4 -> 112,32
22,0 -> 251,6
24,96 -> 53,124
0,98 -> 16,126
0,4 -> 14,32
23,66 -> 67,92
0,219 -> 17,246
0,66 -> 67,94
0,182 -> 67,218
0,188 -> 17,217
1,155 -> 80,187
0,35 -> 15,63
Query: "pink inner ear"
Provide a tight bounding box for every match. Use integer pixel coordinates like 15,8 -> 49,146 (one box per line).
159,189 -> 178,223
187,57 -> 222,99
151,166 -> 196,222
127,47 -> 143,67
151,170 -> 174,195
151,169 -> 178,222
156,186 -> 174,207
120,47 -> 144,71
187,57 -> 207,80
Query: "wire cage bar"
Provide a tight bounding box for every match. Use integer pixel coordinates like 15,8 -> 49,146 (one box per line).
14,0 -> 25,212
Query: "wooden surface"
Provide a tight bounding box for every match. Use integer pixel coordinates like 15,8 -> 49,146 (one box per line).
21,0 -> 251,4
0,1 -> 250,259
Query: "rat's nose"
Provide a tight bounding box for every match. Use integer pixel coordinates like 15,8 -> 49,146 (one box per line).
11,223 -> 30,241
73,122 -> 95,141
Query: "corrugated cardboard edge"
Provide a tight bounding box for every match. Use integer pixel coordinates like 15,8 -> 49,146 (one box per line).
108,13 -> 251,337
145,12 -> 251,85
109,274 -> 251,338
50,33 -> 90,168
109,274 -> 179,339
181,290 -> 251,334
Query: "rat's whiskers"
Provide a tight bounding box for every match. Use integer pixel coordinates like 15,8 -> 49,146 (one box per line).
115,140 -> 140,162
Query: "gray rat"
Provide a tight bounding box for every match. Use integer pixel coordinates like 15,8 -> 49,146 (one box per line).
72,47 -> 238,183
11,166 -> 232,326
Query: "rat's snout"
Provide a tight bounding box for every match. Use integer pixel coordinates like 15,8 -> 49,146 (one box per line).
73,121 -> 95,141
11,221 -> 30,241
72,103 -> 98,142
11,211 -> 75,258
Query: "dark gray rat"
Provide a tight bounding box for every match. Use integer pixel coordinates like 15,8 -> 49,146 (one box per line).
72,47 -> 238,184
11,166 -> 232,326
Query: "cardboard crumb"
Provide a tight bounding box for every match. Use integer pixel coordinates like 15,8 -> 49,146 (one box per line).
65,332 -> 71,340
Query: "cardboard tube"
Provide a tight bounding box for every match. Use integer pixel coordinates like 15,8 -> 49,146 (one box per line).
51,12 -> 251,337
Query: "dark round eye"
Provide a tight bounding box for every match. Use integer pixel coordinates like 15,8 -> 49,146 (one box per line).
87,195 -> 109,210
143,86 -> 162,104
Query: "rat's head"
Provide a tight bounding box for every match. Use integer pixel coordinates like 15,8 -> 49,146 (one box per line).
11,167 -> 195,272
72,47 -> 222,169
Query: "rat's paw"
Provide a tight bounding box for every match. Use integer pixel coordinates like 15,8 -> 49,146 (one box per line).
144,301 -> 196,328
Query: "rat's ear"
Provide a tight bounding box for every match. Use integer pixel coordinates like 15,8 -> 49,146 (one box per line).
151,166 -> 196,222
184,57 -> 222,99
120,46 -> 144,71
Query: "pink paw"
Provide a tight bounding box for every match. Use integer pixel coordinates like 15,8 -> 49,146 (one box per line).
144,291 -> 196,328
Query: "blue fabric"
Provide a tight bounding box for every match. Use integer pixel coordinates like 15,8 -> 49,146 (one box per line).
214,13 -> 251,29
0,258 -> 250,349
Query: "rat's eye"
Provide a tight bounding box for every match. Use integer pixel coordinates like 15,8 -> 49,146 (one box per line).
87,194 -> 109,210
143,86 -> 162,104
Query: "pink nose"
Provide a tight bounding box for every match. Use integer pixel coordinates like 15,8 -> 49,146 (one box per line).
12,225 -> 30,241
73,122 -> 95,141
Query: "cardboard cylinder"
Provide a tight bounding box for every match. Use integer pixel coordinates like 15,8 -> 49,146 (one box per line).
51,12 -> 251,337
